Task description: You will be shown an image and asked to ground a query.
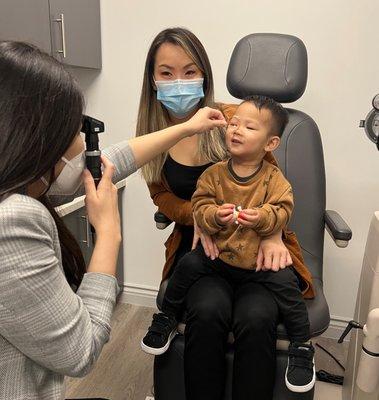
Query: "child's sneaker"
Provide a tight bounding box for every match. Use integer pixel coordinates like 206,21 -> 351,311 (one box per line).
285,342 -> 316,393
141,312 -> 177,355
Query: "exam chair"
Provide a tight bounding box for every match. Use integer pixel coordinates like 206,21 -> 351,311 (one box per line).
153,33 -> 352,400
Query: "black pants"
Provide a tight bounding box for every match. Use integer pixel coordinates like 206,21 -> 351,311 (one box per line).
163,246 -> 310,344
162,246 -> 310,400
184,270 -> 279,400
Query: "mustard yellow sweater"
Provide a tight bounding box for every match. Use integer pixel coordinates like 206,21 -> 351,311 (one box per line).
192,159 -> 294,269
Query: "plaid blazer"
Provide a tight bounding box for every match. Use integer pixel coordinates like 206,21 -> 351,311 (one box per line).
0,141 -> 136,399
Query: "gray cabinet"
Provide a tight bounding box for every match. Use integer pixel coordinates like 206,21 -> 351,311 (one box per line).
61,187 -> 125,288
62,207 -> 93,265
0,0 -> 52,53
49,0 -> 101,68
0,0 -> 102,69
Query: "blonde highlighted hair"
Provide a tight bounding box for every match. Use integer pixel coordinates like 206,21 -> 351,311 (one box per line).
136,27 -> 227,184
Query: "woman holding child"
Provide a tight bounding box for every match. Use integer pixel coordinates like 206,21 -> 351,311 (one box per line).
136,28 -> 314,400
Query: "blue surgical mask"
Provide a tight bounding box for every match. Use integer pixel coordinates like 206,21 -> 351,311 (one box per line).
155,78 -> 204,119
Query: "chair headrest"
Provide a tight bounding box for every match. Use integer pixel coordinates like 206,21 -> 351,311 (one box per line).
227,33 -> 307,103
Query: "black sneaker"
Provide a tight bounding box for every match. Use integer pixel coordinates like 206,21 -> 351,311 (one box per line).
285,342 -> 316,393
141,313 -> 177,355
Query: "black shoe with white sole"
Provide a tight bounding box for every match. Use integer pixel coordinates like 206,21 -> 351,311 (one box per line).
141,313 -> 177,355
285,342 -> 316,393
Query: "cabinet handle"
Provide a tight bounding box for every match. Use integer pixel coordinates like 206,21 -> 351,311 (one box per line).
54,13 -> 67,58
80,215 -> 90,248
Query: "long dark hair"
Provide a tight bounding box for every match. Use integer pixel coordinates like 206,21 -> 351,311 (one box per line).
0,41 -> 86,288
136,27 -> 227,183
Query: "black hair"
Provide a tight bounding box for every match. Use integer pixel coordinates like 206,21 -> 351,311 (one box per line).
243,95 -> 289,137
0,41 -> 86,289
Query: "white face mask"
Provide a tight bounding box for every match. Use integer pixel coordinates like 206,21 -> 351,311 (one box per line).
41,151 -> 85,195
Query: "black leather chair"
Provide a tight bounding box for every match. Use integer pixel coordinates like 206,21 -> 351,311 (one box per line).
153,33 -> 352,400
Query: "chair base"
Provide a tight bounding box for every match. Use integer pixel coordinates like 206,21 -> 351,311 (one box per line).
154,334 -> 315,400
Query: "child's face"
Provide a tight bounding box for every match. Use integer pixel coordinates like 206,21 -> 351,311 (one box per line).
226,101 -> 279,161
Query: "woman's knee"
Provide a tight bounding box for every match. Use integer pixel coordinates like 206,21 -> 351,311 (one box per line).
189,299 -> 228,327
234,305 -> 277,336
233,287 -> 278,337
185,277 -> 232,330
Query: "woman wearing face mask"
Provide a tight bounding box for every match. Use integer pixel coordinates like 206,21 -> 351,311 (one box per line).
0,41 -> 226,400
136,28 -> 312,400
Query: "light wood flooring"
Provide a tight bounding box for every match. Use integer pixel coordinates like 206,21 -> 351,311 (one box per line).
65,303 -> 348,400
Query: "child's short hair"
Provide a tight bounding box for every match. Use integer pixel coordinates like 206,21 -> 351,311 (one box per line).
243,95 -> 289,138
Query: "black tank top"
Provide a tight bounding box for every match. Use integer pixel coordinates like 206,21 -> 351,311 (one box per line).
162,154 -> 213,266
163,154 -> 212,201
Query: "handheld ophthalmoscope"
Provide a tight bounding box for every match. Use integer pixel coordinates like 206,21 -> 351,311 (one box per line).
81,115 -> 105,187
81,115 -> 105,237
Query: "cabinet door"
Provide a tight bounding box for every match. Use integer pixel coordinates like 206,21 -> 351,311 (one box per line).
49,0 -> 102,69
62,208 -> 93,266
0,0 -> 52,53
61,188 -> 125,286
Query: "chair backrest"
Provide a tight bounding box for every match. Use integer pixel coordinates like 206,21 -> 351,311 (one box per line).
227,33 -> 326,279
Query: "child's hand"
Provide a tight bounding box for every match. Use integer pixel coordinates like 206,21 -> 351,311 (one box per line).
215,203 -> 235,226
237,208 -> 260,227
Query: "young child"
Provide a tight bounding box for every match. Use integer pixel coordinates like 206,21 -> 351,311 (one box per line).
141,95 -> 315,393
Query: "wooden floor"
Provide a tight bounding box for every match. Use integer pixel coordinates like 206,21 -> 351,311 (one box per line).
65,304 -> 155,400
65,303 -> 348,400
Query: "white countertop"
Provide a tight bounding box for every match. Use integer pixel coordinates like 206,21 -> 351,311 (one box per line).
55,179 -> 127,217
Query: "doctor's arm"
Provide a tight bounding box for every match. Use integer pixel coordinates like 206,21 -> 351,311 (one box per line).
0,203 -> 119,378
49,107 -> 226,207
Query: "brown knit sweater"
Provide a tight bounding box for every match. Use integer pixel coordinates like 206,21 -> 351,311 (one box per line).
192,159 -> 293,269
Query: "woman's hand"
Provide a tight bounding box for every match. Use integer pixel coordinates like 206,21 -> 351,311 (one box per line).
256,231 -> 292,272
192,217 -> 219,260
83,156 -> 121,240
183,107 -> 227,137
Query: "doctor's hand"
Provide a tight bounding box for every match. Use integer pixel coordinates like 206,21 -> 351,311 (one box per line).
192,217 -> 219,260
183,107 -> 227,137
83,155 -> 121,240
256,231 -> 292,272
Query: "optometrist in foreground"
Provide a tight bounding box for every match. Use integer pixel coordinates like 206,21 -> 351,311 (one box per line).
0,41 -> 226,400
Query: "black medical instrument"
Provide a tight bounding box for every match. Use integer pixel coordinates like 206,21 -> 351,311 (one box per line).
360,94 -> 379,150
81,115 -> 105,237
81,115 -> 105,187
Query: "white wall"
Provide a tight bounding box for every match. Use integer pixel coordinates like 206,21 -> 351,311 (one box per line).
71,0 -> 379,325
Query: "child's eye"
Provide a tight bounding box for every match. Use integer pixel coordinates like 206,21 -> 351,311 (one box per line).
247,127 -> 255,131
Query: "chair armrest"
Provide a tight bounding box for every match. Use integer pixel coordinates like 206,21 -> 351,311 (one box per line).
325,210 -> 352,248
154,211 -> 173,230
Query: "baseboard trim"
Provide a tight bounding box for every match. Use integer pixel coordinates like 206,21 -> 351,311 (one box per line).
119,283 -> 351,341
119,282 -> 158,308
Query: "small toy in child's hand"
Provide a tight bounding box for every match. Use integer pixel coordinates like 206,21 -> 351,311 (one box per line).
233,205 -> 242,224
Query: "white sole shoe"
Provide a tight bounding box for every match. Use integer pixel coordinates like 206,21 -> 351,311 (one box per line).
285,361 -> 316,393
140,329 -> 177,355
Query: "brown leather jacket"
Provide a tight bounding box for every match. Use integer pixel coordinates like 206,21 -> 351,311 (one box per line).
147,103 -> 315,298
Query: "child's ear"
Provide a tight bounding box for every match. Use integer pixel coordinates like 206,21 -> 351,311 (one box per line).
264,136 -> 280,152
